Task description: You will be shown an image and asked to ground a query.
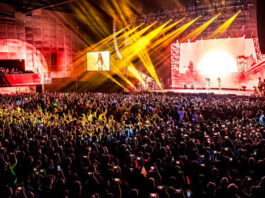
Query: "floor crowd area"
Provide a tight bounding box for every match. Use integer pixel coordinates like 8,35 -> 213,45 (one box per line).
1,92 -> 265,198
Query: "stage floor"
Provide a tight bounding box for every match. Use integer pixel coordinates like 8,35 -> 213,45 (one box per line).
151,89 -> 255,96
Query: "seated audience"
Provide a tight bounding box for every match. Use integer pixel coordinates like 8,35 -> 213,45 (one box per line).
0,67 -> 23,75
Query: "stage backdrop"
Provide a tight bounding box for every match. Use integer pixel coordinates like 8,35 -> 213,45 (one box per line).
172,38 -> 261,89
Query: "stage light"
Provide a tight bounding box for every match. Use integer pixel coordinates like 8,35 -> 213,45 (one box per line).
181,13 -> 220,42
151,17 -> 201,53
198,50 -> 238,78
209,10 -> 241,39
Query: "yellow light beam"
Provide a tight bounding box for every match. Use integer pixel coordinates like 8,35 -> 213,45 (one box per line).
122,21 -> 171,88
209,10 -> 241,39
73,24 -> 144,68
117,21 -> 167,65
149,17 -> 201,55
76,22 -> 156,84
127,63 -> 146,85
151,18 -> 185,45
157,18 -> 185,37
74,1 -> 109,38
104,21 -> 168,89
138,49 -> 162,88
181,13 -> 221,42
108,22 -> 157,55
101,72 -> 129,91
89,24 -> 143,56
73,26 -> 129,62
111,0 -> 131,27
108,23 -> 145,52
110,63 -> 137,89
130,18 -> 200,89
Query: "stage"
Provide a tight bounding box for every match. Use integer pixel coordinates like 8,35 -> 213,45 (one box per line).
151,88 -> 255,96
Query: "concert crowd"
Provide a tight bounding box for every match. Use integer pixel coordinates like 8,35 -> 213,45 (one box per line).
1,92 -> 265,198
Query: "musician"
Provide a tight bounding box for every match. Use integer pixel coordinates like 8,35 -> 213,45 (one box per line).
217,77 -> 222,90
193,78 -> 197,90
205,78 -> 211,91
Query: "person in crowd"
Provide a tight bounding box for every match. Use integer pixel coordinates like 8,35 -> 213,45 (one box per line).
0,92 -> 265,198
258,77 -> 263,92
262,79 -> 265,96
0,67 -> 23,74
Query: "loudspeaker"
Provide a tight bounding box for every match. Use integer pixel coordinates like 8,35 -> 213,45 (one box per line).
257,0 -> 265,53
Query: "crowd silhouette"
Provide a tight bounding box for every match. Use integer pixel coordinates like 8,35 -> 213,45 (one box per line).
1,92 -> 265,198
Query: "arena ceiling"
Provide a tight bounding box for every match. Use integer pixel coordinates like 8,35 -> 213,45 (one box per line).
0,0 -> 191,13
0,0 -> 254,14
0,0 -> 75,13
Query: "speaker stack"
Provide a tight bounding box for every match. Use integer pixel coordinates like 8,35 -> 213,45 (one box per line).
257,0 -> 265,54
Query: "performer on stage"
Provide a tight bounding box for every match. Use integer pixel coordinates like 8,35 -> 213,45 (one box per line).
193,78 -> 197,90
205,78 -> 211,91
217,77 -> 222,90
96,53 -> 105,71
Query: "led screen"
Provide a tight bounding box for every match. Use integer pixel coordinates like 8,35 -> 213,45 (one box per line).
87,51 -> 110,71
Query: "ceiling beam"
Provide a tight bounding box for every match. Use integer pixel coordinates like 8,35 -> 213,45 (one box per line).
25,0 -> 75,13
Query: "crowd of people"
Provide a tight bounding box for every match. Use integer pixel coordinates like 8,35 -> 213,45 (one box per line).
1,92 -> 265,198
0,67 -> 23,75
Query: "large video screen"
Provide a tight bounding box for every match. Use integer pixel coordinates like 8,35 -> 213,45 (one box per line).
172,38 -> 259,89
87,51 -> 110,71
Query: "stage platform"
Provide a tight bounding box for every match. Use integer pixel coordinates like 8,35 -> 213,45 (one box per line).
150,88 -> 255,96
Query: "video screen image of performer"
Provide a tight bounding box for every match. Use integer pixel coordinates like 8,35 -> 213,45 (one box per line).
87,51 -> 110,71
96,53 -> 105,71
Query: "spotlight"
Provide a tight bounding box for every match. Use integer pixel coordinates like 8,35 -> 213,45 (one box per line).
198,50 -> 238,78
